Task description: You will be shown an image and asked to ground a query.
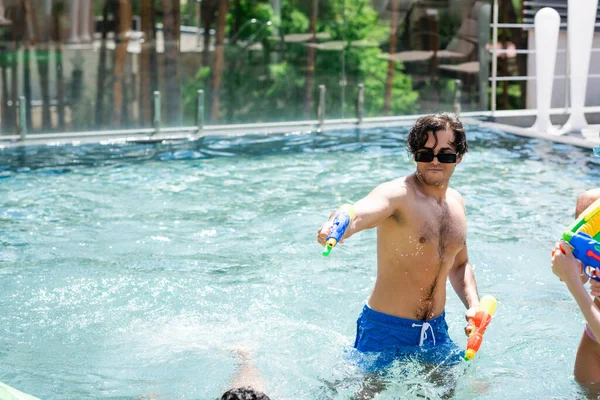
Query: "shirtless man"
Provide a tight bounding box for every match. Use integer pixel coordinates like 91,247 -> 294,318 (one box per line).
317,113 -> 480,364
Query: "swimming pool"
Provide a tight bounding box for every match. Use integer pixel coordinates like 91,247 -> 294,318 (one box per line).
1,125 -> 599,399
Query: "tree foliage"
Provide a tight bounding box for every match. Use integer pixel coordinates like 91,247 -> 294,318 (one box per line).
182,0 -> 420,124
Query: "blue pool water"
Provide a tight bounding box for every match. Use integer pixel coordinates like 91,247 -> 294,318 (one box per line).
1,126 -> 599,399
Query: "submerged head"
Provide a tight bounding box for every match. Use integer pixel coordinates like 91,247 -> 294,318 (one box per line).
406,113 -> 468,186
220,387 -> 270,400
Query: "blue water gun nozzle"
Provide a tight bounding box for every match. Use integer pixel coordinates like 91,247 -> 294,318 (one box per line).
322,204 -> 355,257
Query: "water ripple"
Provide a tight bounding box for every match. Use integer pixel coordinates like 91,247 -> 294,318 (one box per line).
0,125 -> 599,399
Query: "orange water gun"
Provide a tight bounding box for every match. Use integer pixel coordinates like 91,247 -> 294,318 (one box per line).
464,295 -> 497,361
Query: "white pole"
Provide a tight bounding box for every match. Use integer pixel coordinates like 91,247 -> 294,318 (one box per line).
45,0 -> 52,36
561,0 -> 599,134
68,0 -> 80,44
80,0 -> 92,43
491,0 -> 498,116
531,7 -> 560,134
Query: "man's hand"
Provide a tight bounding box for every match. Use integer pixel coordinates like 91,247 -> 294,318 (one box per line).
317,211 -> 348,246
317,221 -> 330,246
465,305 -> 478,336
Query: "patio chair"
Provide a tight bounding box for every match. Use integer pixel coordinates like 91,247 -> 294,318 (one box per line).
380,1 -> 484,69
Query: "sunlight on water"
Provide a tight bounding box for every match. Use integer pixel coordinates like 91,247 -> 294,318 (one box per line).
1,126 -> 599,399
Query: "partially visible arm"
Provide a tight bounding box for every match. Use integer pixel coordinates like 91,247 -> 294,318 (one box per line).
449,193 -> 479,309
449,245 -> 479,311
448,194 -> 480,335
553,241 -> 600,339
566,280 -> 600,342
573,190 -> 600,283
562,189 -> 600,338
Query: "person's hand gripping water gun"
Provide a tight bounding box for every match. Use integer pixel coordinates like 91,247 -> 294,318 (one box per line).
553,197 -> 600,281
464,295 -> 497,361
322,204 -> 355,256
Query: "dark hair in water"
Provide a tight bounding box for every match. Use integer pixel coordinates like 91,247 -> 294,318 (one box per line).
220,387 -> 270,400
405,113 -> 468,155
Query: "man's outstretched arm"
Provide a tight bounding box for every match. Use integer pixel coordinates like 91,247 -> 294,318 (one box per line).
317,181 -> 406,244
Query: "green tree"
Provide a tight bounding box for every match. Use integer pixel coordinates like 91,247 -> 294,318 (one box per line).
182,0 -> 420,124
355,47 -> 418,116
182,66 -> 211,125
227,1 -> 274,42
321,0 -> 388,43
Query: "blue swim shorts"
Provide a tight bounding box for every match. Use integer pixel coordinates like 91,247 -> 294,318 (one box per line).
353,304 -> 463,368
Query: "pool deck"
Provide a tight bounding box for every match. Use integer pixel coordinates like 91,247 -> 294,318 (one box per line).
468,106 -> 600,150
476,120 -> 600,149
1,108 -> 599,150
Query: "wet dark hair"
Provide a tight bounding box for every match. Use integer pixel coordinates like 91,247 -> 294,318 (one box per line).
220,387 -> 270,400
405,113 -> 468,155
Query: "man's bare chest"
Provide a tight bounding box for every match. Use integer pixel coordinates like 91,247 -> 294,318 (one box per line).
398,205 -> 466,252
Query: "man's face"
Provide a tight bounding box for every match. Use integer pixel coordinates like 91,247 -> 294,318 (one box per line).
414,128 -> 463,186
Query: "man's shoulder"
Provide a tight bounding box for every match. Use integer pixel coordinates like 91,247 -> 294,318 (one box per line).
447,187 -> 464,201
377,176 -> 410,192
446,187 -> 466,213
372,177 -> 411,203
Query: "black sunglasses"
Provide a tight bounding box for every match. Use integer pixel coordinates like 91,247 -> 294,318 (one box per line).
414,151 -> 458,164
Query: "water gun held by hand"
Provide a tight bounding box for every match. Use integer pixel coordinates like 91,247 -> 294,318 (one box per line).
553,197 -> 600,281
464,295 -> 497,361
322,204 -> 355,257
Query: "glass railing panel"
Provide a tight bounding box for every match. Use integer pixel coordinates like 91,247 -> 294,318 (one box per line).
341,0 -> 493,117
0,0 -> 497,138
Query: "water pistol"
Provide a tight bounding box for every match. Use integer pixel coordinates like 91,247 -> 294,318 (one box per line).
322,204 -> 355,257
553,197 -> 600,281
464,295 -> 497,361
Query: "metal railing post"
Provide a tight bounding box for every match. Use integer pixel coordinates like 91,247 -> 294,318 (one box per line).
196,0 -> 202,48
454,79 -> 462,117
478,3 -> 491,112
18,96 -> 27,140
357,83 -> 364,125
318,84 -> 326,131
564,32 -> 570,112
491,0 -> 499,116
153,91 -> 161,136
196,89 -> 204,135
